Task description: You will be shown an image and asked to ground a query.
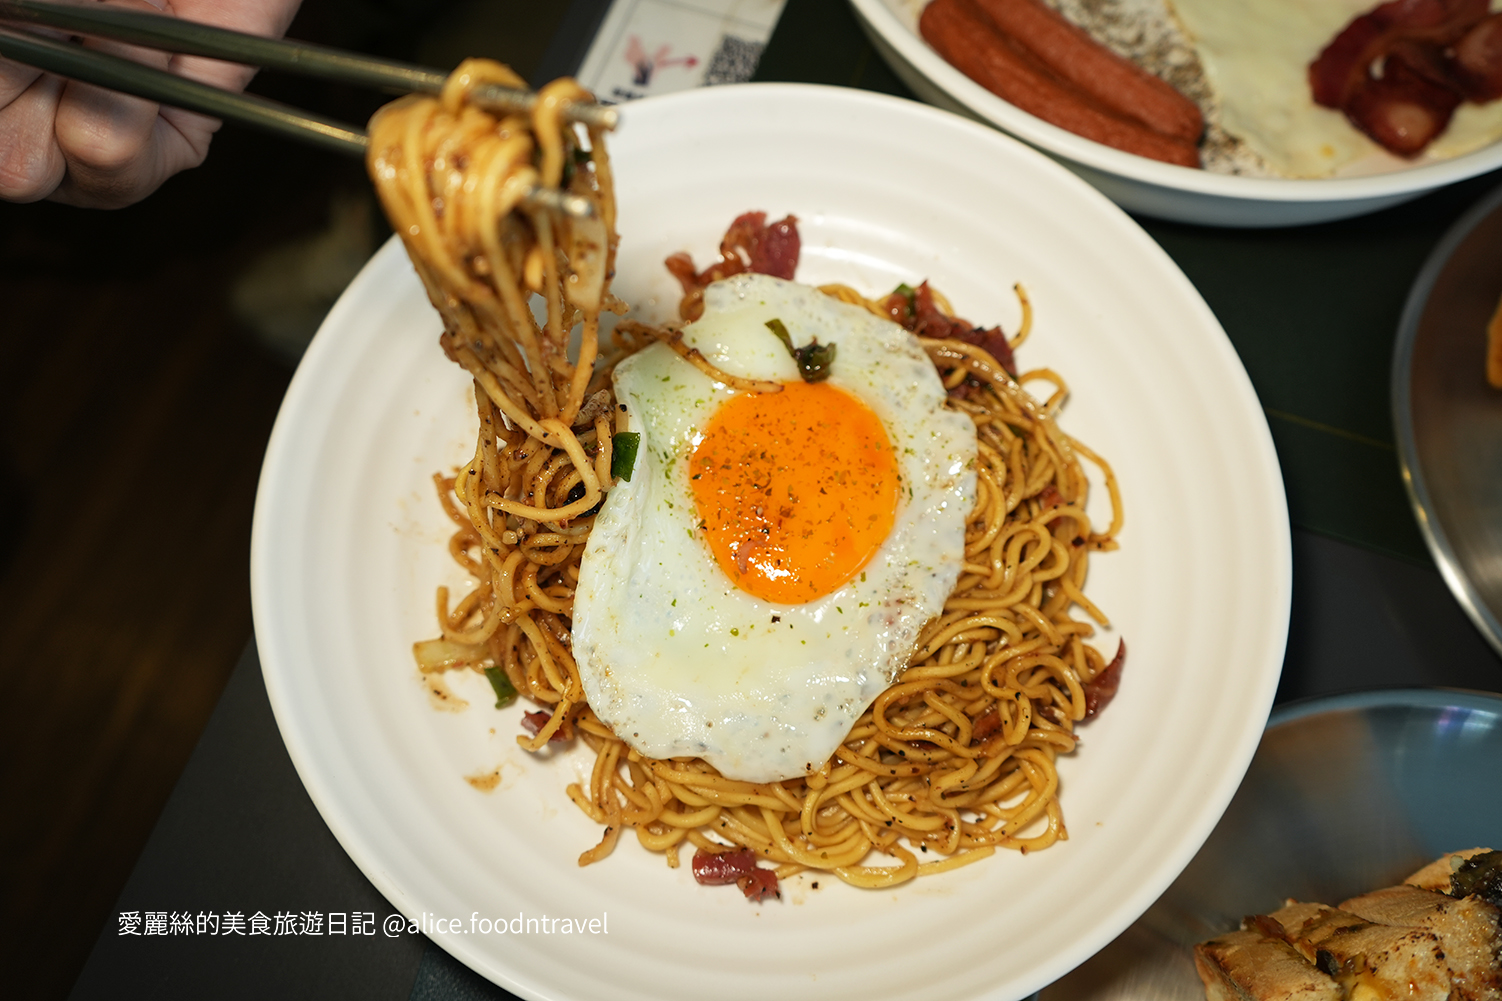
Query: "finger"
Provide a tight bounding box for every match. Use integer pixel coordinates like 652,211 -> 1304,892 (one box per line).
1,18 -> 73,103
1,52 -> 45,105
50,3 -> 183,208
0,72 -> 66,202
0,25 -> 63,200
166,0 -> 304,92
50,109 -> 215,208
34,0 -> 305,207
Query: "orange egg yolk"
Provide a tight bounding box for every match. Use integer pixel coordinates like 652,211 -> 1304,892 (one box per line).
688,380 -> 900,604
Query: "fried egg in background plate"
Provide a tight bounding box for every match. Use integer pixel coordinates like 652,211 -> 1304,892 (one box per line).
571,273 -> 977,784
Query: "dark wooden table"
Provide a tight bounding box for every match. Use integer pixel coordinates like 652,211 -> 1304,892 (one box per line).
67,1 -> 1502,997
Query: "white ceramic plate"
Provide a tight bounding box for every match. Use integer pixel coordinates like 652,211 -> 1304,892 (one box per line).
850,0 -> 1502,227
251,84 -> 1291,1001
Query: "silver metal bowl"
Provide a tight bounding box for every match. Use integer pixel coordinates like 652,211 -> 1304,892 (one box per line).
1393,182 -> 1502,660
1041,689 -> 1502,1000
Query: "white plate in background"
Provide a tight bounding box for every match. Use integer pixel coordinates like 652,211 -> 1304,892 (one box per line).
252,84 -> 1290,1000
850,0 -> 1502,227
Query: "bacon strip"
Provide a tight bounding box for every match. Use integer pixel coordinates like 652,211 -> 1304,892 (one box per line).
1310,0 -> 1486,106
1455,13 -> 1502,101
919,0 -> 1200,167
1345,52 -> 1462,156
1309,0 -> 1495,157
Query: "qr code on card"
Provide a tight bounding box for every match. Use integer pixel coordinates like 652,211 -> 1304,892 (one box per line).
703,35 -> 764,86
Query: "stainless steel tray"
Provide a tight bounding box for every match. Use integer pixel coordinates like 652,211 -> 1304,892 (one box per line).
1039,689 -> 1502,1000
1393,182 -> 1502,658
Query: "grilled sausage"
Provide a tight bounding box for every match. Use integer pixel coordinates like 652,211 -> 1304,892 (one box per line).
919,0 -> 1200,166
965,0 -> 1203,143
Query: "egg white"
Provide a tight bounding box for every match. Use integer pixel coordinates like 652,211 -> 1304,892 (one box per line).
571,273 -> 977,783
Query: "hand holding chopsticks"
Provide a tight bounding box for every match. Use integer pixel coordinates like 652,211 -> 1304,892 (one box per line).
0,0 -> 302,207
0,0 -> 617,209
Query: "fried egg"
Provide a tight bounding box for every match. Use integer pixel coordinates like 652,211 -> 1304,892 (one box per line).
571,273 -> 976,783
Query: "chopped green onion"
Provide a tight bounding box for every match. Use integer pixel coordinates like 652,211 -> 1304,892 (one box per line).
765,317 -> 795,352
765,318 -> 836,383
796,341 -> 836,382
611,431 -> 641,481
483,666 -> 517,708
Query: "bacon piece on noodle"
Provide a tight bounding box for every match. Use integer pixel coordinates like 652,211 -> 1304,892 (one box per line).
692,847 -> 781,901
884,282 -> 1016,378
666,212 -> 800,320
520,710 -> 570,742
733,212 -> 800,279
971,705 -> 1003,744
1082,639 -> 1125,719
951,325 -> 1016,379
692,847 -> 758,884
739,868 -> 780,902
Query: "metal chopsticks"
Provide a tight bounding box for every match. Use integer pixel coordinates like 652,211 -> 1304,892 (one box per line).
0,0 -> 618,191
0,23 -> 371,154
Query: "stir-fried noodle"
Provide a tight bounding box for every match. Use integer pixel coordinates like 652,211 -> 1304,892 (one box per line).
369,61 -> 1124,890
